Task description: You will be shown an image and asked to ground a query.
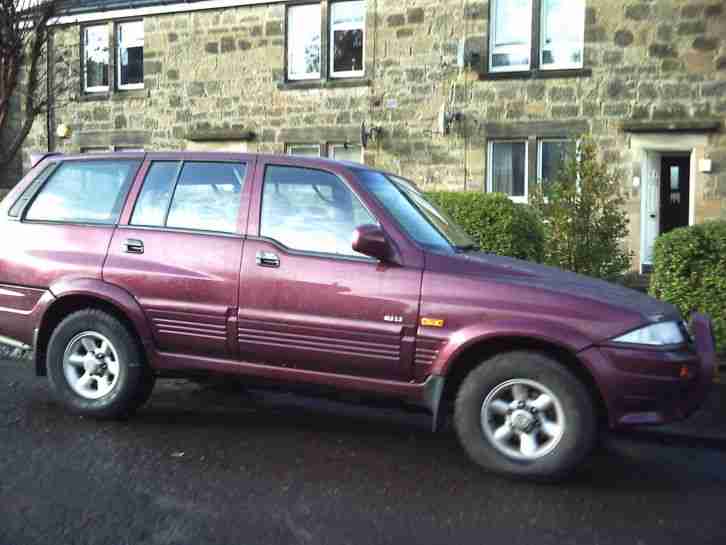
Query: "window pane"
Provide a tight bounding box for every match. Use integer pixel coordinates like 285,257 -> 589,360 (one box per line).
84,25 -> 109,91
131,162 -> 180,227
331,144 -> 362,163
490,0 -> 531,70
261,166 -> 375,256
331,1 -> 365,76
541,0 -> 585,68
491,142 -> 526,197
26,160 -> 139,224
118,21 -> 144,87
356,171 -> 453,252
286,144 -> 321,157
287,4 -> 321,80
539,140 -> 574,184
166,162 -> 246,233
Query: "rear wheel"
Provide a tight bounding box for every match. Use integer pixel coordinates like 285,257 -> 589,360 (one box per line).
47,309 -> 155,419
454,351 -> 597,481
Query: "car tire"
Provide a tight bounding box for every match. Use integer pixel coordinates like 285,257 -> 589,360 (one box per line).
47,309 -> 155,419
454,350 -> 597,482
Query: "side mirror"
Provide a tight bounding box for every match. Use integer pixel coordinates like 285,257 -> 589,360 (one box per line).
352,224 -> 391,261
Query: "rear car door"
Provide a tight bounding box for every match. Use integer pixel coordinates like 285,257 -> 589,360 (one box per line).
237,159 -> 421,381
0,157 -> 142,345
104,155 -> 253,359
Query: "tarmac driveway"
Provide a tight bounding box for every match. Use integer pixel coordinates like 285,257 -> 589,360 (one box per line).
1,358 -> 725,545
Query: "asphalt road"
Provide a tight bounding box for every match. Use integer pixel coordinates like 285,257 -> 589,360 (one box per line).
1,358 -> 725,545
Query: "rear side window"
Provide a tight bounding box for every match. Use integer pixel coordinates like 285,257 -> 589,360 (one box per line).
8,164 -> 57,217
131,161 -> 246,234
25,160 -> 140,224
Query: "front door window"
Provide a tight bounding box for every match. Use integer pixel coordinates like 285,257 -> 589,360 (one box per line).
660,156 -> 690,236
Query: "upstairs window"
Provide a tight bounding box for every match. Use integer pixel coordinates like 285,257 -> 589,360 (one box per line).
286,1 -> 366,82
490,0 -> 532,72
287,3 -> 321,81
83,25 -> 110,93
540,0 -> 585,69
330,1 -> 365,78
489,0 -> 585,74
117,21 -> 144,90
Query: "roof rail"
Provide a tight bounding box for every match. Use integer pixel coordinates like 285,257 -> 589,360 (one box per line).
29,152 -> 63,169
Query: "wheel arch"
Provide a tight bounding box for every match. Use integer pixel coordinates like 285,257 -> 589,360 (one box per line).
35,280 -> 152,377
435,335 -> 608,431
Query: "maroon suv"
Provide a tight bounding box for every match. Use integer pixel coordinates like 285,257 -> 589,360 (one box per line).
0,152 -> 716,480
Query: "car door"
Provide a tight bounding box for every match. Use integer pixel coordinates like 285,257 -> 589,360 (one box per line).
237,159 -> 422,381
104,155 -> 253,358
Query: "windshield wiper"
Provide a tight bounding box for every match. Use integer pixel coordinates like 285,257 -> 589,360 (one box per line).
454,243 -> 479,253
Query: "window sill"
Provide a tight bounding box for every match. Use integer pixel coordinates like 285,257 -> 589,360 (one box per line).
479,68 -> 592,81
77,89 -> 148,102
277,78 -> 371,91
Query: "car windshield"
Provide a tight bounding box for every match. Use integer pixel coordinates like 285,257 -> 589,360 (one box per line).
355,169 -> 476,253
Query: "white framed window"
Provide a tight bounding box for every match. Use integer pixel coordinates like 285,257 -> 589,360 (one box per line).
489,0 -> 532,72
329,1 -> 365,78
287,3 -> 321,81
330,143 -> 362,163
540,0 -> 585,70
487,141 -> 528,203
286,144 -> 322,157
83,25 -> 110,93
117,21 -> 144,90
537,139 -> 574,185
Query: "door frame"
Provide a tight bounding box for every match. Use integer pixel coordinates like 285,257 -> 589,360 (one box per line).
632,134 -> 705,273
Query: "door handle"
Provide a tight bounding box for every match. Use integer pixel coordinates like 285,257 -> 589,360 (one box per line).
124,239 -> 144,254
256,251 -> 280,268
649,214 -> 656,219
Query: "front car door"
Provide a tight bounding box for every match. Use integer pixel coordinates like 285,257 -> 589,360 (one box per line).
104,154 -> 254,359
238,159 -> 422,380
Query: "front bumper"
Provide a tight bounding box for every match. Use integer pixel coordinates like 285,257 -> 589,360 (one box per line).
580,313 -> 716,428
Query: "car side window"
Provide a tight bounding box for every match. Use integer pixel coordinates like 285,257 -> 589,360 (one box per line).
261,165 -> 377,257
25,160 -> 140,224
131,161 -> 246,234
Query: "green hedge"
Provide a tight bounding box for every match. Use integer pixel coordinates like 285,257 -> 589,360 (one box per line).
649,221 -> 726,353
425,191 -> 544,262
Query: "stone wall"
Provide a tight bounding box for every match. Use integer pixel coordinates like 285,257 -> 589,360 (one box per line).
16,0 -> 726,268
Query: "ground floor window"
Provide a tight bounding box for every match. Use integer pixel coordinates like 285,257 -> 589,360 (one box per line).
487,138 -> 574,202
538,139 -> 575,186
286,144 -> 322,157
488,140 -> 528,202
285,143 -> 362,163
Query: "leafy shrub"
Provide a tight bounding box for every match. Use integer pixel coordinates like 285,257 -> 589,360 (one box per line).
529,135 -> 632,281
650,221 -> 726,353
425,191 -> 544,262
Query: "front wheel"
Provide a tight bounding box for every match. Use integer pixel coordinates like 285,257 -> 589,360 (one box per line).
454,351 -> 597,481
47,309 -> 155,419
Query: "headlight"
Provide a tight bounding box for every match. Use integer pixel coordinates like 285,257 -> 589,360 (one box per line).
612,321 -> 685,346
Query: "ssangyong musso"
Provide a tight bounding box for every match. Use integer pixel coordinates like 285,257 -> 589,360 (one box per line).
0,152 -> 716,481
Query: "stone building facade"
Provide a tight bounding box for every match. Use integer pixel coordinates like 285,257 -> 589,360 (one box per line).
6,0 -> 726,271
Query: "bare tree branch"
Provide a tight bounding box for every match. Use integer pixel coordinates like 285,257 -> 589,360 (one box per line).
0,0 -> 71,167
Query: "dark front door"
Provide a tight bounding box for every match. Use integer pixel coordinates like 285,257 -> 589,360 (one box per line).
660,156 -> 690,235
237,162 -> 421,381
